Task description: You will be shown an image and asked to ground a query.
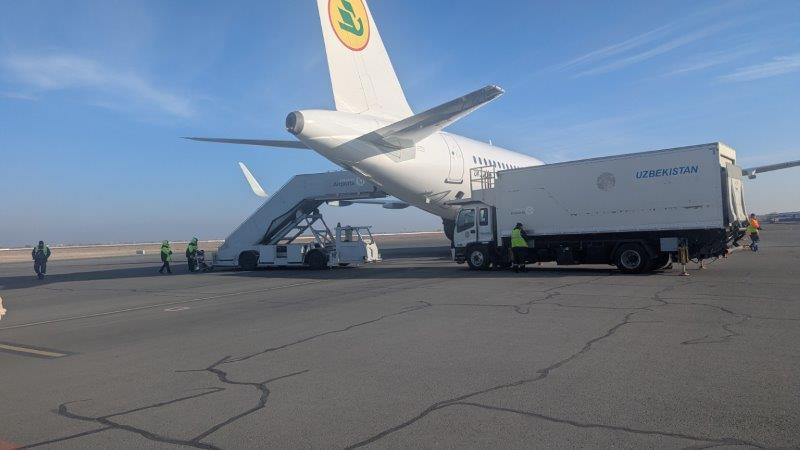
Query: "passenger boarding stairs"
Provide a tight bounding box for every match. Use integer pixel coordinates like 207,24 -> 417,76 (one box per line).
215,171 -> 386,266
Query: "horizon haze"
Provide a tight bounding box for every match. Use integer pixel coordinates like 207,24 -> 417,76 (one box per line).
1,0 -> 799,247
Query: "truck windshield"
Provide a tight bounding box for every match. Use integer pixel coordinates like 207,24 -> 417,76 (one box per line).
456,209 -> 475,232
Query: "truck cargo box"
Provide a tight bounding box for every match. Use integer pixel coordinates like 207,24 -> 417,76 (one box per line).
483,143 -> 747,238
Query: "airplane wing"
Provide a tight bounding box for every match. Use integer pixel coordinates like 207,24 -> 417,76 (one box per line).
328,199 -> 410,209
360,85 -> 504,149
741,159 -> 800,179
238,162 -> 268,198
184,137 -> 309,149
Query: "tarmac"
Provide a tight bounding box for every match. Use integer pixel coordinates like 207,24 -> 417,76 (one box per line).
0,226 -> 798,449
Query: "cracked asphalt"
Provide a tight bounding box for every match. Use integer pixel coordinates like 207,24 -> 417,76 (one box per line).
1,226 -> 799,449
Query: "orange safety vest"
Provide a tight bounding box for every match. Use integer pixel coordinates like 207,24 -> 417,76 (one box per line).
747,218 -> 760,234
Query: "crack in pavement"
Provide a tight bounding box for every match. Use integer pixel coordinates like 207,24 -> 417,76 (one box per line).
43,300 -> 431,448
53,368 -> 307,449
668,302 -> 750,345
643,286 -> 751,345
186,358 -> 309,443
30,274 -> 778,448
345,284 -> 763,448
42,387 -> 226,449
430,275 -> 615,315
345,310 -> 640,448
433,292 -> 560,315
453,402 -> 765,448
19,426 -> 113,449
226,301 -> 432,363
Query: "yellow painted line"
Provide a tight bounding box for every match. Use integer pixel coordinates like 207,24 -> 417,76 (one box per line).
0,280 -> 327,331
0,343 -> 67,358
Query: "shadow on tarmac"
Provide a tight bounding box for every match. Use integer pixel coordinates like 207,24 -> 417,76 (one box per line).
0,246 -> 636,290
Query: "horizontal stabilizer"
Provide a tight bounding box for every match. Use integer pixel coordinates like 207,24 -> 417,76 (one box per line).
361,85 -> 504,149
238,162 -> 268,198
742,159 -> 800,179
184,137 -> 308,149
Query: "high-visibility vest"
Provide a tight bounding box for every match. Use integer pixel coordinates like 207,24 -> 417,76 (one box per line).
161,245 -> 172,262
747,219 -> 760,234
511,228 -> 528,248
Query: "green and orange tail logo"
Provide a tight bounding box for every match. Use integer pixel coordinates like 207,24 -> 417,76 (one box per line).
329,0 -> 370,51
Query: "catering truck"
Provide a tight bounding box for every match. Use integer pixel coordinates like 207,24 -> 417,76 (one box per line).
452,143 -> 748,273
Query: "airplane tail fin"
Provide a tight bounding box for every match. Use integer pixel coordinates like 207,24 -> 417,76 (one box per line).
317,0 -> 413,120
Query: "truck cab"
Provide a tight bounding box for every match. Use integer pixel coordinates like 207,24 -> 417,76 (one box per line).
453,202 -> 502,270
331,225 -> 381,266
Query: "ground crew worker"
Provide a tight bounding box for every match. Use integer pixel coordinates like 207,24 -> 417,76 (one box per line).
159,240 -> 173,274
747,213 -> 762,252
31,240 -> 51,280
511,223 -> 529,273
186,237 -> 199,272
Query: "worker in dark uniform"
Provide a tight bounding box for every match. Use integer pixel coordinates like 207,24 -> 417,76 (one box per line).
510,223 -> 529,273
31,241 -> 51,280
185,237 -> 199,272
159,240 -> 173,274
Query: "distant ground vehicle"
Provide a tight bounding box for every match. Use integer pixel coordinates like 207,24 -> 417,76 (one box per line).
452,143 -> 749,273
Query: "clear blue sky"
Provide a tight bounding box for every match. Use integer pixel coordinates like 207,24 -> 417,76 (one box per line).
1,0 -> 798,247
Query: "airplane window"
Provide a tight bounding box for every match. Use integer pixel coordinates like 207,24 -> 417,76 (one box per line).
472,155 -> 477,164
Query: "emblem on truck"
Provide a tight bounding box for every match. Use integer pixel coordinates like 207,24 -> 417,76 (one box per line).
597,172 -> 616,191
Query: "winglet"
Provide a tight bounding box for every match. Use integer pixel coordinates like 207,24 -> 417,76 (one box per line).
238,162 -> 268,198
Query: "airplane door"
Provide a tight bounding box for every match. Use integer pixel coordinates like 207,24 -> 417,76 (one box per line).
441,134 -> 464,184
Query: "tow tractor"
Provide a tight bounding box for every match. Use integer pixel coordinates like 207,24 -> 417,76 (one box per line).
217,210 -> 380,270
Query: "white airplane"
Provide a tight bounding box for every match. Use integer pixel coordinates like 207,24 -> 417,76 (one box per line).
189,0 -> 799,241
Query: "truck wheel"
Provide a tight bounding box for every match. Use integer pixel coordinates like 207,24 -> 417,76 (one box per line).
615,244 -> 650,274
307,251 -> 328,270
239,251 -> 259,271
466,246 -> 491,271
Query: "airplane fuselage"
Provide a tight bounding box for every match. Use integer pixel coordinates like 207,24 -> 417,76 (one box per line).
289,109 -> 543,220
